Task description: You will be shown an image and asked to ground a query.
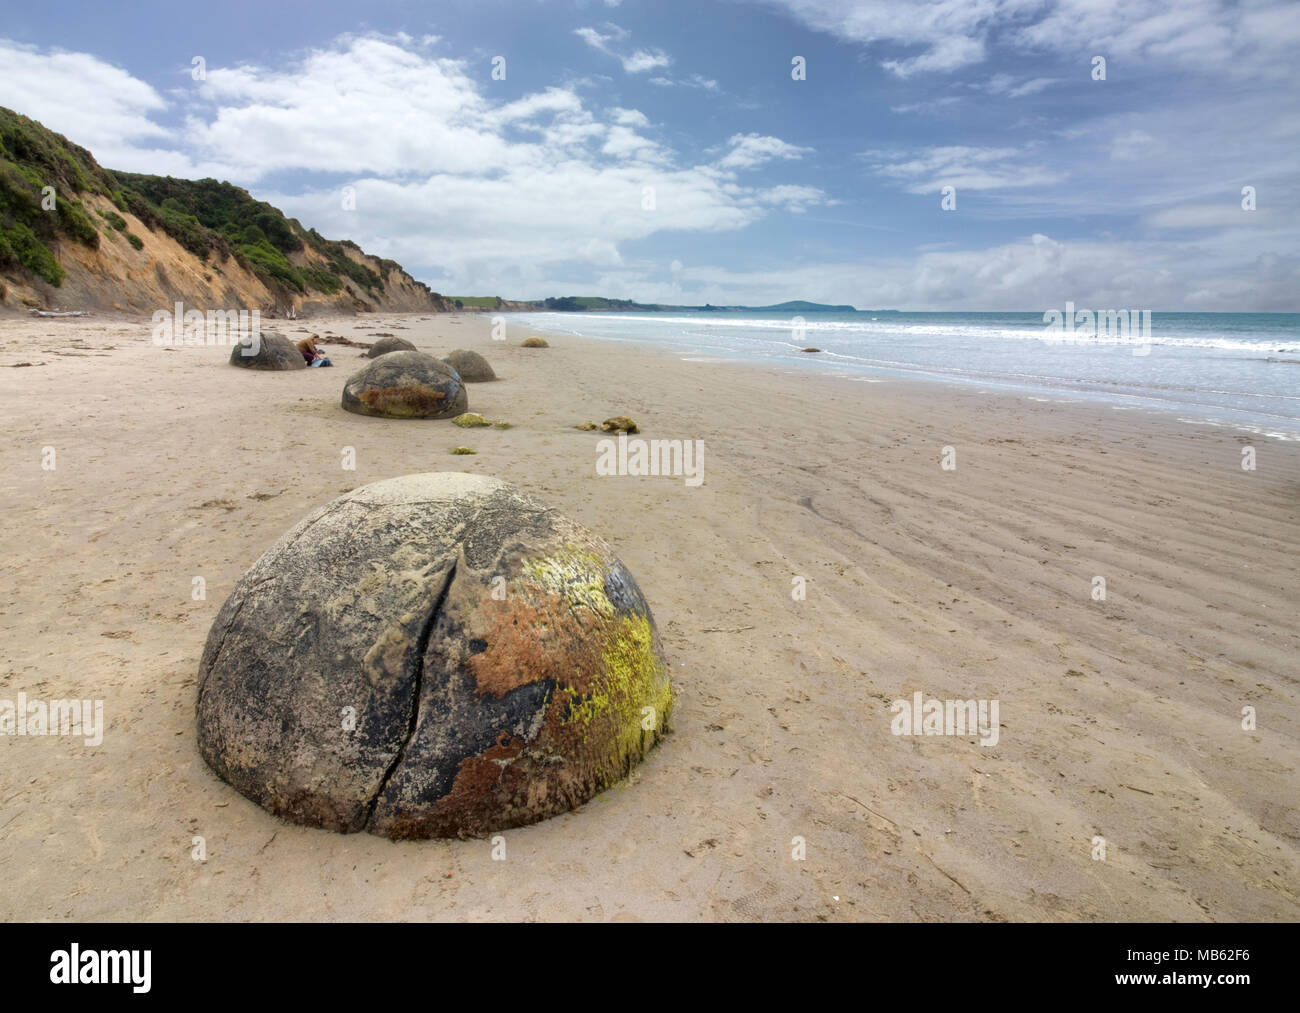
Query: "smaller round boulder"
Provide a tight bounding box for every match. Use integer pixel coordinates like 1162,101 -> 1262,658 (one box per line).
521,337 -> 549,348
228,330 -> 307,370
366,336 -> 417,357
442,349 -> 497,382
342,351 -> 469,419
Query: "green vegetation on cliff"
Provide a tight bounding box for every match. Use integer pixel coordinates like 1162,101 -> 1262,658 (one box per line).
113,171 -> 397,297
0,107 -> 117,285
0,105 -> 440,304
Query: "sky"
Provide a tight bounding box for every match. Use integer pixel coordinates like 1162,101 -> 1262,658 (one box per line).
1,0 -> 1297,310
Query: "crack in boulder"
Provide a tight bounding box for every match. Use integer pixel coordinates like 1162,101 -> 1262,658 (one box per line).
363,557 -> 459,830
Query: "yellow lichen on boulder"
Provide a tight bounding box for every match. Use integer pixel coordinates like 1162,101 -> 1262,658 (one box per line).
517,549 -> 673,779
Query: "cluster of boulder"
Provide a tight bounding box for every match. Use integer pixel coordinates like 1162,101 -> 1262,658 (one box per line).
231,330 -> 503,421
342,346 -> 500,419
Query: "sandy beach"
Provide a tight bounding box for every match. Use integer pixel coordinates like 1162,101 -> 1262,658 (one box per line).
1,309 -> 1296,922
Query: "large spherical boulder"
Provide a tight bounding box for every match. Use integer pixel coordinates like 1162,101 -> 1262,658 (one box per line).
228,330 -> 306,370
342,351 -> 468,419
196,473 -> 674,839
366,336 -> 417,357
442,348 -> 497,382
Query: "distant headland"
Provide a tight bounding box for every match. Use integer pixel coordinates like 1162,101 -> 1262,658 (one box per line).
448,296 -> 884,313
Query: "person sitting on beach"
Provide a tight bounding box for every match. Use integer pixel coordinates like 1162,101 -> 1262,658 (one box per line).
295,335 -> 332,367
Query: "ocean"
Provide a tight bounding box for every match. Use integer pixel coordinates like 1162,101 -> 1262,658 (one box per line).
506,310 -> 1300,441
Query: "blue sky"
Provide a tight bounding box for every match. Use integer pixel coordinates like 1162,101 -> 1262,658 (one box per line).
1,0 -> 1297,309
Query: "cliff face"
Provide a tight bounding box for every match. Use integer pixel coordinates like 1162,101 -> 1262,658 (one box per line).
0,107 -> 447,315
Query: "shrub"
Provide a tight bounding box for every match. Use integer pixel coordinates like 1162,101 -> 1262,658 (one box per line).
98,209 -> 128,231
301,264 -> 342,293
0,108 -> 111,197
325,246 -> 381,293
0,161 -> 44,218
159,206 -> 207,253
56,198 -> 99,247
0,220 -> 65,285
254,211 -> 300,253
120,188 -> 161,230
237,240 -> 304,291
126,232 -> 143,250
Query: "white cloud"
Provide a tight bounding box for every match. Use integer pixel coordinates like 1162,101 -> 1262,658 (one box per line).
0,39 -> 172,168
751,0 -> 1032,77
882,35 -> 986,77
601,125 -> 669,162
1008,78 -> 1056,97
574,27 -> 615,54
750,184 -> 827,212
1143,204 -> 1278,229
981,74 -> 1059,97
751,0 -> 1300,80
1011,0 -> 1298,77
611,107 -> 650,127
891,96 -> 962,115
491,88 -> 585,127
574,25 -> 669,73
718,133 -> 813,170
647,73 -> 718,90
0,34 -> 831,297
867,145 -> 1064,193
622,48 -> 672,73
1107,130 -> 1158,162
187,38 -> 518,177
2,24 -> 1293,311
